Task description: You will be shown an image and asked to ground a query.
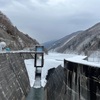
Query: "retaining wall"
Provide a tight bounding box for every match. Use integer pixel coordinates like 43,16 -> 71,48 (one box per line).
0,53 -> 32,100
45,60 -> 100,100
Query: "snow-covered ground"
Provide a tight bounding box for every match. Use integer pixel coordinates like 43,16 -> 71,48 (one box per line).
24,52 -> 100,88
24,59 -> 35,87
24,52 -> 75,87
88,51 -> 100,64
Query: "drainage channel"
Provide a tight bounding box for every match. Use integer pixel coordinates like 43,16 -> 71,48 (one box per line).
26,87 -> 44,100
26,67 -> 44,100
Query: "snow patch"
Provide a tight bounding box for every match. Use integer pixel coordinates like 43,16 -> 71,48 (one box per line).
18,36 -> 24,47
65,55 -> 100,67
24,59 -> 35,87
24,52 -> 75,87
88,50 -> 100,64
24,52 -> 100,88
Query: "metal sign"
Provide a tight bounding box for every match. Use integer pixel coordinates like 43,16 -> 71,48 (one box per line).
35,46 -> 44,52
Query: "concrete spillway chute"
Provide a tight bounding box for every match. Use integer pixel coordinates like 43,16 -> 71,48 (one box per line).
33,46 -> 44,88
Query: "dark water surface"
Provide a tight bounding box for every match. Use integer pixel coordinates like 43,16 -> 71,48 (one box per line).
26,87 -> 44,100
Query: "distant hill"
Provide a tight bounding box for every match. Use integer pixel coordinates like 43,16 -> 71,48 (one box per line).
42,40 -> 57,49
0,11 -> 39,50
48,31 -> 83,51
49,23 -> 100,55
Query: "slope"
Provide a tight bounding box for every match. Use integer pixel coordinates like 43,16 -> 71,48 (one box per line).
49,23 -> 100,55
0,11 -> 39,50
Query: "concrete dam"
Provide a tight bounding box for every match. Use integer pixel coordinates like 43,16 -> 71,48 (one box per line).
0,51 -> 100,100
45,57 -> 100,100
0,52 -> 31,100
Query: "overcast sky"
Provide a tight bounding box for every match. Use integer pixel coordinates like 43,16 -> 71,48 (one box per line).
0,0 -> 100,43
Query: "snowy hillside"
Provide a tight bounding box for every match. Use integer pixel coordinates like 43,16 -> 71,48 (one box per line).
45,31 -> 82,51
49,23 -> 100,56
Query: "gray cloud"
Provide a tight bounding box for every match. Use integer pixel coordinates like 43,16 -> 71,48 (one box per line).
37,0 -> 48,3
0,0 -> 100,43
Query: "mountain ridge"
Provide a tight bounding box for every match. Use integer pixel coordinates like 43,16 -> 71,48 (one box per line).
48,23 -> 100,55
0,11 -> 39,50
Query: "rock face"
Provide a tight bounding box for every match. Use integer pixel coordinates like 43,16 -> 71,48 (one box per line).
45,60 -> 100,100
0,11 -> 39,50
0,52 -> 32,100
49,23 -> 100,55
45,65 -> 65,100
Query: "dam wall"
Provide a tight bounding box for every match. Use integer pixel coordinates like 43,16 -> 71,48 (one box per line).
45,59 -> 100,100
44,65 -> 66,100
0,52 -> 32,100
